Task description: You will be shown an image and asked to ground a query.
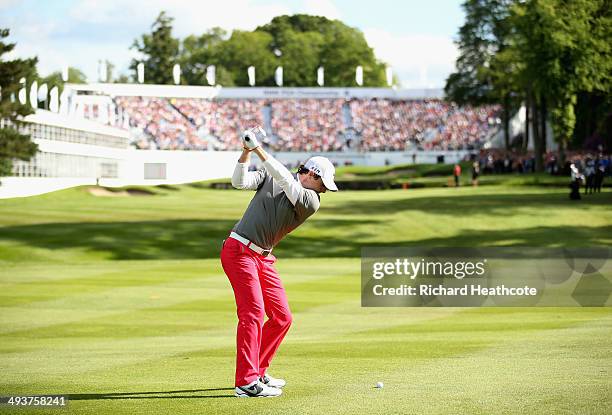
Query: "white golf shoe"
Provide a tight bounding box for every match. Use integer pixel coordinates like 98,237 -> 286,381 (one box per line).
260,373 -> 286,389
234,380 -> 282,398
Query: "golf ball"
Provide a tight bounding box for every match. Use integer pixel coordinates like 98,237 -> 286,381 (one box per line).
376,382 -> 384,388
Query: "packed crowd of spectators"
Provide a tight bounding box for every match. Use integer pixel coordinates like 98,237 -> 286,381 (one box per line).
269,99 -> 346,152
94,97 -> 502,152
172,99 -> 265,150
114,97 -> 205,150
350,99 -> 500,152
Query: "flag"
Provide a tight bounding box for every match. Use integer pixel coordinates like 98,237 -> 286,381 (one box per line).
173,64 -> 181,85
206,65 -> 216,86
248,66 -> 255,86
275,66 -> 283,87
18,77 -> 26,105
386,67 -> 393,87
355,66 -> 363,86
137,63 -> 145,83
29,80 -> 38,109
49,86 -> 59,113
317,67 -> 324,86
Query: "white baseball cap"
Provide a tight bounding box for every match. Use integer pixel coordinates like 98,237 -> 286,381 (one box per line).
304,156 -> 338,191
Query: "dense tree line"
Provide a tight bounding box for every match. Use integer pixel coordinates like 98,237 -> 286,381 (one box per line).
130,12 -> 388,87
445,0 -> 611,170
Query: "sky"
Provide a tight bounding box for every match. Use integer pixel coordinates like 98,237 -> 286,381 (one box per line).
0,0 -> 465,88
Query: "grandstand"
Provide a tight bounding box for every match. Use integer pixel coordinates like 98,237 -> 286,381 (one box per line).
1,84 -> 503,198
69,84 -> 501,153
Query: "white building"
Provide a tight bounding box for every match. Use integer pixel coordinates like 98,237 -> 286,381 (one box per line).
0,109 -> 238,198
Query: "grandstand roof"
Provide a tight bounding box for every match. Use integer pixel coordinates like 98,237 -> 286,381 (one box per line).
24,110 -> 130,138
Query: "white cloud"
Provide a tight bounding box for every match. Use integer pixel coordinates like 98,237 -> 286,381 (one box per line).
69,0 -> 292,36
363,28 -> 458,88
7,0 -> 294,80
9,36 -> 134,81
302,0 -> 341,20
168,0 -> 292,36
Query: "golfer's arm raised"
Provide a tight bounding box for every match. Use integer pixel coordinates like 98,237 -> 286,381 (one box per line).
231,148 -> 266,190
251,147 -> 305,207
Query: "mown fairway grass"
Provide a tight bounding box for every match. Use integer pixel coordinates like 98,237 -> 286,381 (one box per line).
0,184 -> 610,414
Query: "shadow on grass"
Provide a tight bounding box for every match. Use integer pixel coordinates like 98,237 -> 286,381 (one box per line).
327,190 -> 612,216
67,387 -> 234,400
411,224 -> 612,247
0,218 -> 377,259
0,216 -> 610,260
1,188 -> 609,260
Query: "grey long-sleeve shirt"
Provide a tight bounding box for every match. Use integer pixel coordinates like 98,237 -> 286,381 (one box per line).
230,157 -> 320,249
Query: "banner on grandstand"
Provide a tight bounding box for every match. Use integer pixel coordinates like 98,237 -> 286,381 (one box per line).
65,84 -> 444,100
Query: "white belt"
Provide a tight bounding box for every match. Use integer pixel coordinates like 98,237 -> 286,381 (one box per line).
229,232 -> 272,256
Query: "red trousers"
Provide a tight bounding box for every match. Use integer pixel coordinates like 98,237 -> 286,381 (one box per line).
220,237 -> 293,386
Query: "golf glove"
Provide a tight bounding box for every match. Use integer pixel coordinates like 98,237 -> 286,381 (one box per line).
242,126 -> 266,150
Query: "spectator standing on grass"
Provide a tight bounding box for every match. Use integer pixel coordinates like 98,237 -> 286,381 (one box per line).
472,161 -> 480,187
584,156 -> 595,194
569,163 -> 583,200
454,164 -> 462,187
594,156 -> 605,193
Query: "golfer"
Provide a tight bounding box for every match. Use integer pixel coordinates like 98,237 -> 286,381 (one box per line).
220,126 -> 337,398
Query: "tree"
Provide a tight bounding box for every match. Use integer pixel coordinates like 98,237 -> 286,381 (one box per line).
0,28 -> 38,181
505,0 -> 611,166
179,28 -> 234,86
257,15 -> 387,87
447,0 -> 612,169
40,67 -> 86,85
215,30 -> 277,86
114,73 -> 130,83
445,0 -> 517,149
547,0 -> 611,152
574,91 -> 612,151
130,11 -> 179,84
319,20 -> 386,86
276,29 -> 324,86
135,13 -> 388,87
